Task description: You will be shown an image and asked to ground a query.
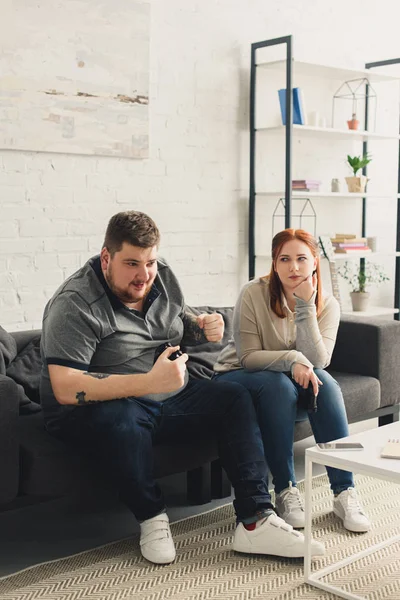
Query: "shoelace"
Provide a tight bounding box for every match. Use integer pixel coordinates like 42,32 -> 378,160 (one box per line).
282,487 -> 305,513
344,488 -> 365,514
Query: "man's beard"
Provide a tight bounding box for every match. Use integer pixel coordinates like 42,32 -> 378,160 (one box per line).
105,269 -> 150,305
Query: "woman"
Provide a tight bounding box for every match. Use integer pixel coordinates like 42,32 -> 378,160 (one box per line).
214,228 -> 370,533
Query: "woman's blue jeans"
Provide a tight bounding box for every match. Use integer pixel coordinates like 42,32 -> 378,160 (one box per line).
214,369 -> 354,495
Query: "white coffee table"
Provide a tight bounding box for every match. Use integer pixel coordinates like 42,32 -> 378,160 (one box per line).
304,421 -> 400,600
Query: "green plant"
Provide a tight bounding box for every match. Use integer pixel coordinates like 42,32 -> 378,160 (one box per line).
346,153 -> 372,177
337,261 -> 389,293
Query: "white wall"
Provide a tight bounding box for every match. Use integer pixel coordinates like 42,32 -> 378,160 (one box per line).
1,0 -> 400,329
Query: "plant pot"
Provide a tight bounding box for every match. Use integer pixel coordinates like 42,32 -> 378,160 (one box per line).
350,291 -> 370,312
347,117 -> 359,130
345,175 -> 368,193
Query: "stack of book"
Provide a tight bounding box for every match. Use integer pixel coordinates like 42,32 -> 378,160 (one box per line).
330,234 -> 371,254
292,179 -> 321,192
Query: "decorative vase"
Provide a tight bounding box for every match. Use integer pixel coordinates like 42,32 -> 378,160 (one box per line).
347,114 -> 359,130
350,291 -> 370,312
345,175 -> 369,193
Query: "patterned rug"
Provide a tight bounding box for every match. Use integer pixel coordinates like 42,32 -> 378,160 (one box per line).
1,474 -> 400,600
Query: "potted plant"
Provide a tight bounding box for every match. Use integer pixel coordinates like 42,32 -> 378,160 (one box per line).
347,113 -> 359,130
345,153 -> 372,193
337,260 -> 389,311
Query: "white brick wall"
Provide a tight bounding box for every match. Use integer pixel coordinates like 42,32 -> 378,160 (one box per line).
1,0 -> 400,329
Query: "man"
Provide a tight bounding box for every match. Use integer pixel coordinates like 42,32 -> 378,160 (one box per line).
40,210 -> 324,564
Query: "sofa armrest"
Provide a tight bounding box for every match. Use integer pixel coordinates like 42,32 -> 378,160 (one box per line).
0,375 -> 19,505
329,316 -> 400,409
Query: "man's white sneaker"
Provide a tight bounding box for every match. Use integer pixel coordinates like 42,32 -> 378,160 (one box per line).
233,512 -> 325,558
140,513 -> 176,564
333,487 -> 371,533
275,483 -> 305,528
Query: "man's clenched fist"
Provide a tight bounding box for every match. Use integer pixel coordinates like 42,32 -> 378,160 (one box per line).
196,313 -> 224,342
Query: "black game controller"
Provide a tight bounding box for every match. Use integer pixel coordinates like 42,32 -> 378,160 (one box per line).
153,342 -> 183,364
304,382 -> 318,413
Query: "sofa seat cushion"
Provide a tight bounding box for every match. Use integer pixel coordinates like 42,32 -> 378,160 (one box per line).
294,372 -> 380,442
331,371 -> 380,420
18,413 -> 111,497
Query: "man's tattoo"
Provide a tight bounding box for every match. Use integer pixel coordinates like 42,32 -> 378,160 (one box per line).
182,311 -> 206,343
76,391 -> 99,405
83,372 -> 111,380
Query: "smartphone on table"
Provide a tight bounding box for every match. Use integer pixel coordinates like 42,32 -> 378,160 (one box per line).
317,442 -> 364,451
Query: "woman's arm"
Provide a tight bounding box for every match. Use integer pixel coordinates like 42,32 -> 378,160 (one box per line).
233,283 -> 313,372
295,294 -> 340,368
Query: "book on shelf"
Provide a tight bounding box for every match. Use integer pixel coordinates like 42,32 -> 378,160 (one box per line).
331,237 -> 367,244
381,439 -> 400,459
278,88 -> 305,125
292,185 -> 320,190
333,243 -> 369,248
335,233 -> 358,239
333,247 -> 371,253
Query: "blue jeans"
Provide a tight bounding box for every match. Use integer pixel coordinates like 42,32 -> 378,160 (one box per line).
214,369 -> 354,495
45,379 -> 273,522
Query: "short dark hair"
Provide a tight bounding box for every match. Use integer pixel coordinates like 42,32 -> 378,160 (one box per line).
103,211 -> 160,256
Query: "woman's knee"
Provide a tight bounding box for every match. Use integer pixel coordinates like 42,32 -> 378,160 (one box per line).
315,369 -> 346,409
315,370 -> 342,397
247,371 -> 298,415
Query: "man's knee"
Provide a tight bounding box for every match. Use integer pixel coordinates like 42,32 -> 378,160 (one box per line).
213,380 -> 254,406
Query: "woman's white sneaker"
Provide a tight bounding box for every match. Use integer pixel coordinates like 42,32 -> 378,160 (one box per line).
333,488 -> 371,532
140,513 -> 176,564
275,483 -> 305,528
233,512 -> 325,558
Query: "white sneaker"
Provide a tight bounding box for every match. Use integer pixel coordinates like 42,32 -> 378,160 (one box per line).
333,487 -> 371,533
140,513 -> 176,564
233,512 -> 325,558
275,483 -> 305,528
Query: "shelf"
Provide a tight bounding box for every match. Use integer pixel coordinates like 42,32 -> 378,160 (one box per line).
256,191 -> 400,199
256,59 -> 400,83
256,124 -> 400,141
341,307 -> 399,317
256,252 -> 400,261
333,251 -> 400,260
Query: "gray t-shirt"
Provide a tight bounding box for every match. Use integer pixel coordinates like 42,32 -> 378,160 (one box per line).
40,255 -> 192,424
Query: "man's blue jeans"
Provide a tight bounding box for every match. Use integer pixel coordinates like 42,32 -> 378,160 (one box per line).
46,379 -> 273,522
214,369 -> 354,495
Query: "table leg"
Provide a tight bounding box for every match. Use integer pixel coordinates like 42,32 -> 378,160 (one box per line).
304,453 -> 313,581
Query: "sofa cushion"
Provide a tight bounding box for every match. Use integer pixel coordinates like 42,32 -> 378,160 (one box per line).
0,327 -> 41,415
6,335 -> 42,406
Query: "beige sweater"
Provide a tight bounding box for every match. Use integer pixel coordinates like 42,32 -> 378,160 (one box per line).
214,277 -> 340,373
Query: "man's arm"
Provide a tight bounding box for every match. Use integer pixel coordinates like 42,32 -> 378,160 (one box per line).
181,310 -> 224,345
49,345 -> 188,405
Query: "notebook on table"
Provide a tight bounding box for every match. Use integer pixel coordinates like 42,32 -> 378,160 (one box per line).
380,439 -> 400,459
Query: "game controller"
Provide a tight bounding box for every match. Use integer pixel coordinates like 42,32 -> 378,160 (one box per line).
305,382 -> 318,412
153,342 -> 183,363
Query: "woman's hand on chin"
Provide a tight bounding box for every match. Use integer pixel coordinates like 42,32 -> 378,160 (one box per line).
293,272 -> 317,302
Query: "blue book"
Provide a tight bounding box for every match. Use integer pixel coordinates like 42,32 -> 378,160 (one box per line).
278,87 -> 305,125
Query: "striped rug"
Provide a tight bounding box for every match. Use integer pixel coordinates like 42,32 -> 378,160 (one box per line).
0,473 -> 399,600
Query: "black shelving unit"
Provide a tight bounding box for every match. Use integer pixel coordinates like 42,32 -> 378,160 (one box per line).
365,58 -> 400,320
248,38 -> 400,319
249,35 -> 293,281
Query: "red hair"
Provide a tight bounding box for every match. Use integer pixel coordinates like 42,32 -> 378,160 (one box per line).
266,229 -> 324,318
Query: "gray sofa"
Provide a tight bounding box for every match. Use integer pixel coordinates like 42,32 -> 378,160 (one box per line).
1,307 -> 400,511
